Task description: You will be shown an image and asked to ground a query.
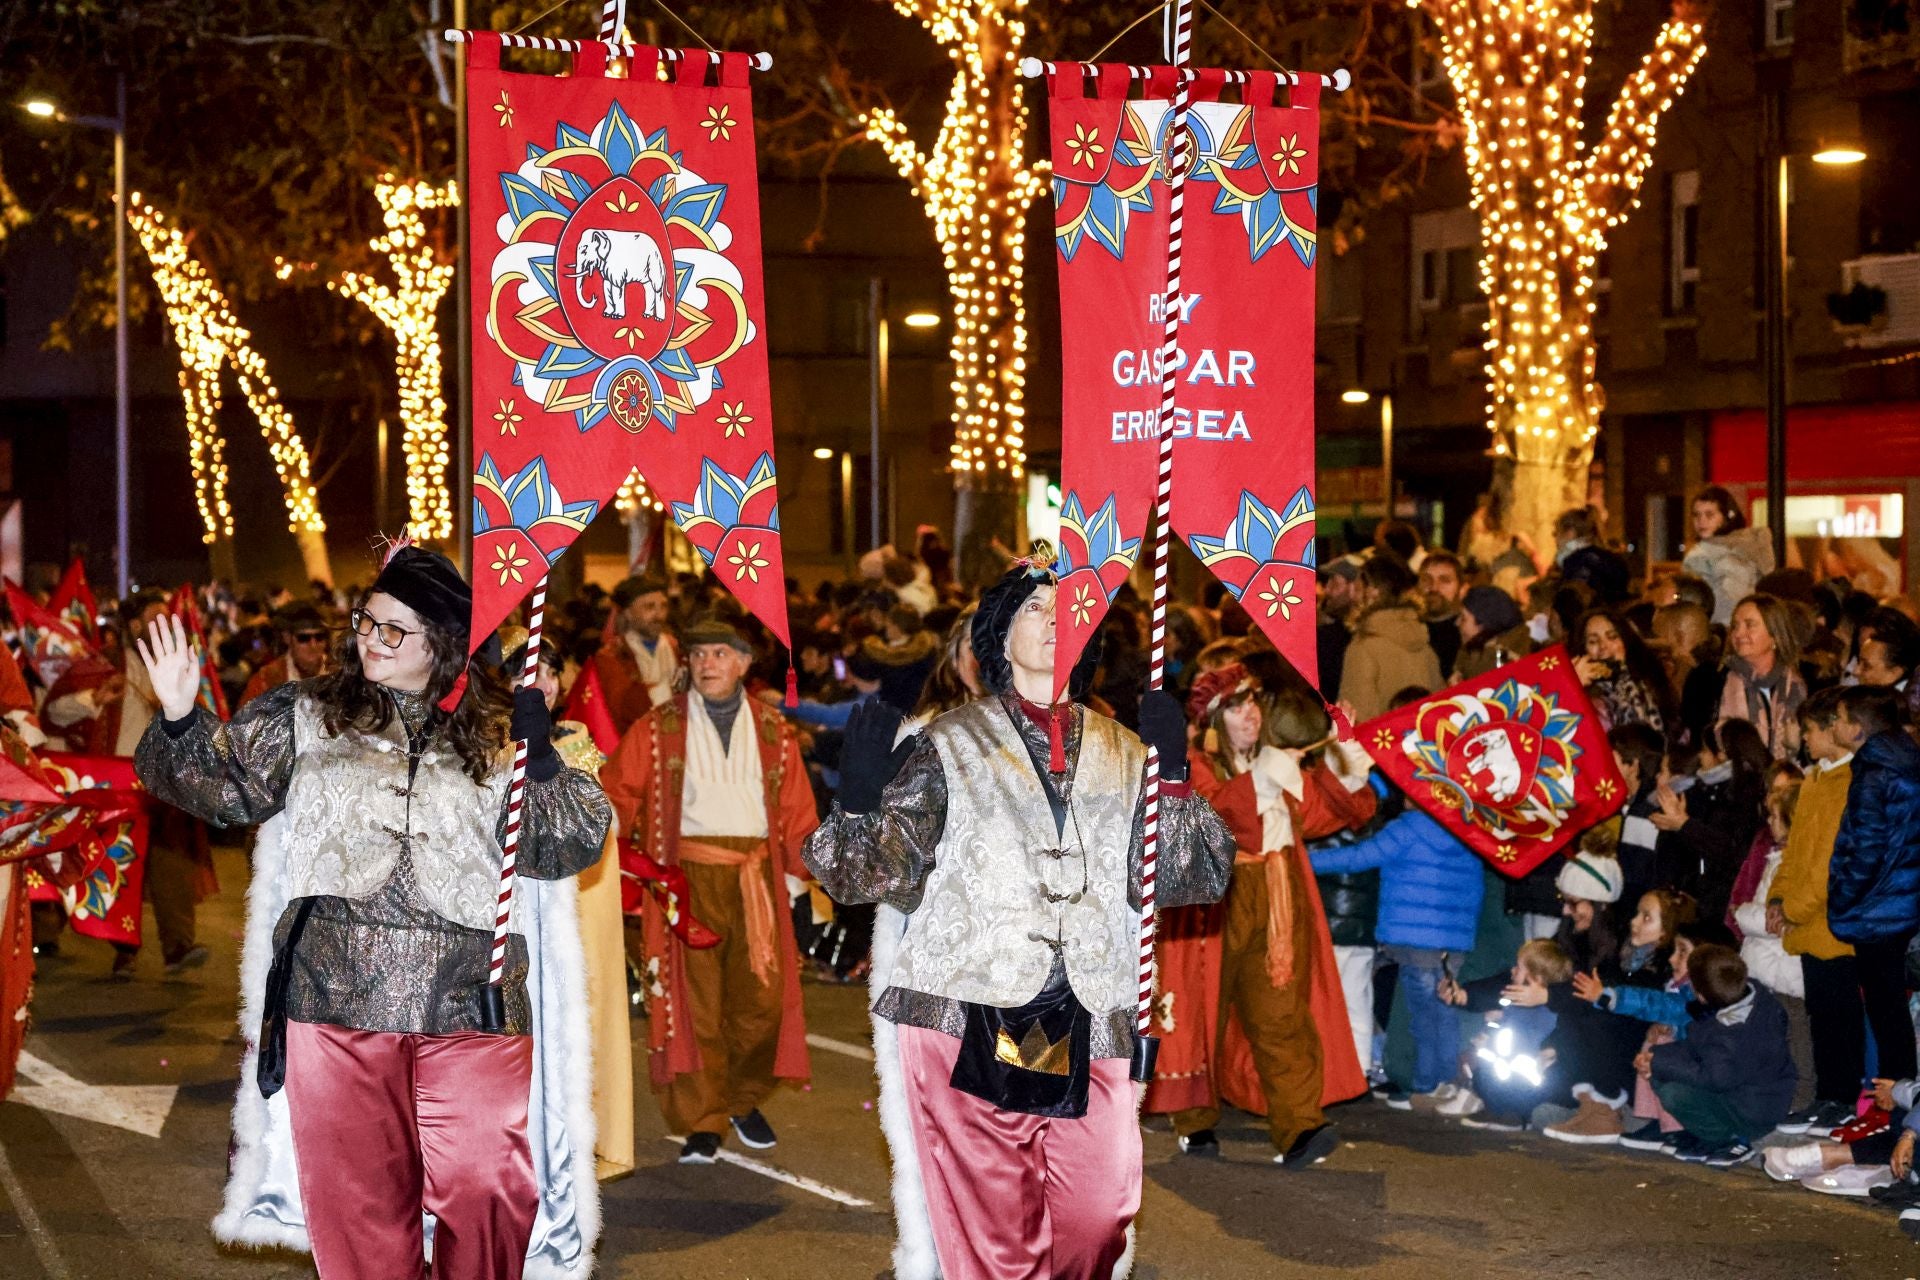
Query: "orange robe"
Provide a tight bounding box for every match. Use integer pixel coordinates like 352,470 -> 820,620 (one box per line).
1144,751 -> 1374,1116
600,693 -> 817,1091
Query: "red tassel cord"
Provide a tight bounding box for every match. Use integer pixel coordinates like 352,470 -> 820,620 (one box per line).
785,664 -> 800,709
1048,702 -> 1067,774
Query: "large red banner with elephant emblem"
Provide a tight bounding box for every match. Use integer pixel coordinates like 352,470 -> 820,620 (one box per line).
464,36 -> 791,650
1046,65 -> 1325,693
1355,648 -> 1627,877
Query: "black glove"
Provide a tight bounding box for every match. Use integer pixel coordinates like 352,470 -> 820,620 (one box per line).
1137,689 -> 1188,782
510,686 -> 561,782
836,700 -> 915,814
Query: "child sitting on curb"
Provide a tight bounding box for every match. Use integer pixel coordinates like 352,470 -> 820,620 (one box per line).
1440,939 -> 1574,1130
1644,944 -> 1796,1168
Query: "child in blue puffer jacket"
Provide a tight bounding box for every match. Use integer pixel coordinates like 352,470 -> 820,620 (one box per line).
1310,800 -> 1485,1107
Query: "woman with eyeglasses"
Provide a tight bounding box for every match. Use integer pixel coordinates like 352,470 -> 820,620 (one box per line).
132,544 -> 611,1280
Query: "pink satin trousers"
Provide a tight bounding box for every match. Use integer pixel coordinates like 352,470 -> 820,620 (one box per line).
285,1020 -> 537,1280
897,1024 -> 1141,1280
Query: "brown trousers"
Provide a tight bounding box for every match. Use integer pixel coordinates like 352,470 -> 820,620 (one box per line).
1172,859 -> 1325,1150
659,851 -> 786,1136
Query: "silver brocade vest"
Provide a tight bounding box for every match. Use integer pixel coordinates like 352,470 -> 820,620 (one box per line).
278,695 -> 515,932
889,699 -> 1145,1016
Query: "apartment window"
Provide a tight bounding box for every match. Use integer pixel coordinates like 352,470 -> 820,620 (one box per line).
1764,0 -> 1794,47
1669,170 -> 1701,314
1410,206 -> 1478,326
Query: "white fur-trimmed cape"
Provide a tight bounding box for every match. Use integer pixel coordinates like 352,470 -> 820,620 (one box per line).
213,813 -> 601,1277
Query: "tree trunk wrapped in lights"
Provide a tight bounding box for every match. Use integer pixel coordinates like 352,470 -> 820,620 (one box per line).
332,177 -> 459,543
126,198 -> 332,586
1416,0 -> 1706,554
862,0 -> 1043,580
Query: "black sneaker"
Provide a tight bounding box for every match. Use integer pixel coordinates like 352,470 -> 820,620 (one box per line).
1459,1112 -> 1524,1132
1777,1100 -> 1850,1136
730,1109 -> 778,1149
1380,1090 -> 1413,1111
678,1132 -> 721,1164
1275,1124 -> 1338,1169
163,944 -> 210,974
1900,1208 -> 1920,1243
1671,1132 -> 1712,1162
1619,1120 -> 1668,1151
1177,1129 -> 1220,1157
1871,1175 -> 1920,1208
1703,1140 -> 1756,1168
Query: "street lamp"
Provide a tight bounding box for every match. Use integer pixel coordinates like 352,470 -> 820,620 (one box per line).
1760,80 -> 1866,565
21,77 -> 129,597
1344,388 -> 1395,516
901,310 -> 941,330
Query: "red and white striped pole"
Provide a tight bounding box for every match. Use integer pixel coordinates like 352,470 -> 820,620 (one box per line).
481,579 -> 547,1031
1132,0 -> 1194,1083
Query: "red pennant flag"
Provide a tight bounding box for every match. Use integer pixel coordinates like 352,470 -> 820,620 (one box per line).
1171,74 -> 1323,684
563,657 -> 621,757
48,558 -> 101,647
1045,63 -> 1168,703
463,36 -> 792,655
168,587 -> 230,722
1353,647 -> 1628,877
1,860 -> 30,1097
4,579 -> 97,687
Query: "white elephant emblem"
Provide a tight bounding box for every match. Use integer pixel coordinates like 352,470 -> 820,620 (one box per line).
1461,728 -> 1525,804
572,228 -> 669,322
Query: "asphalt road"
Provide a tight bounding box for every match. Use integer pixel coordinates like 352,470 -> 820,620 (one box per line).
3,843 -> 1918,1280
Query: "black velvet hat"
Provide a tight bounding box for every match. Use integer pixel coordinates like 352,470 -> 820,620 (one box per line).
371,546 -> 472,643
970,542 -> 1102,701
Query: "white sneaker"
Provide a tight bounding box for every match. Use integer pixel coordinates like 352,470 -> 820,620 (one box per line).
1800,1163 -> 1894,1197
1434,1087 -> 1484,1118
1407,1083 -> 1462,1115
1762,1143 -> 1828,1183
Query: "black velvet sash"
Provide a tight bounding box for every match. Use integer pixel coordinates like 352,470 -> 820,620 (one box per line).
949,980 -> 1093,1118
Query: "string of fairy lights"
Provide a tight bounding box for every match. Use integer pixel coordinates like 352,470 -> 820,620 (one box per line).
126,197 -> 326,545
615,466 -> 665,516
330,177 -> 461,540
864,0 -> 1040,486
1416,0 -> 1706,468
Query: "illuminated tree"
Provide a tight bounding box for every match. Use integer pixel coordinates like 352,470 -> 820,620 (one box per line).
1414,0 -> 1707,552
127,198 -> 332,585
330,177 -> 460,541
861,0 -> 1043,577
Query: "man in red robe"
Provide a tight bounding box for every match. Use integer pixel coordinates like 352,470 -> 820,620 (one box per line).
601,620 -> 816,1162
593,576 -> 680,737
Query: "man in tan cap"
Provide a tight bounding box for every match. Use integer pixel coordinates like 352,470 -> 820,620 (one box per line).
601,619 -> 818,1163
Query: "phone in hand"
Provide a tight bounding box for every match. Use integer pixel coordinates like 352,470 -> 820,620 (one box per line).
832,655 -> 848,682
1440,951 -> 1455,984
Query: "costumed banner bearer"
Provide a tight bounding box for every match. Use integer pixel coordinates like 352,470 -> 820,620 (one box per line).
1145,663 -> 1375,1166
601,619 -> 818,1163
133,546 -> 611,1280
804,552 -> 1235,1280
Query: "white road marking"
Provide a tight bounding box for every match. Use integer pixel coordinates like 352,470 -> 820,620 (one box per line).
805,1032 -> 875,1063
0,1137 -> 73,1280
663,1137 -> 876,1209
11,1050 -> 178,1139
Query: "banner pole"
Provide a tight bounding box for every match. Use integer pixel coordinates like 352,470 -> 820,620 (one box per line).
1131,0 -> 1194,1085
481,578 -> 546,1032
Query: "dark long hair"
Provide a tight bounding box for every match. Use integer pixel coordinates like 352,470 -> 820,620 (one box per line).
310,593 -> 510,783
1576,606 -> 1677,729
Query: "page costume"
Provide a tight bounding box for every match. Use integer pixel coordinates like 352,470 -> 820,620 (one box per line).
601,680 -> 818,1137
133,550 -> 611,1280
804,564 -> 1234,1280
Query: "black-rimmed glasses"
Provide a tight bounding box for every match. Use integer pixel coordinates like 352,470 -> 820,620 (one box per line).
349,608 -> 417,650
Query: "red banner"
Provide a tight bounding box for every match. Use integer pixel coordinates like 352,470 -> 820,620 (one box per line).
21,753 -> 149,946
49,558 -> 101,648
1045,64 -> 1166,702
4,580 -> 95,688
1045,66 -> 1326,697
1354,648 -> 1627,878
1172,75 -> 1322,684
464,36 -> 792,652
